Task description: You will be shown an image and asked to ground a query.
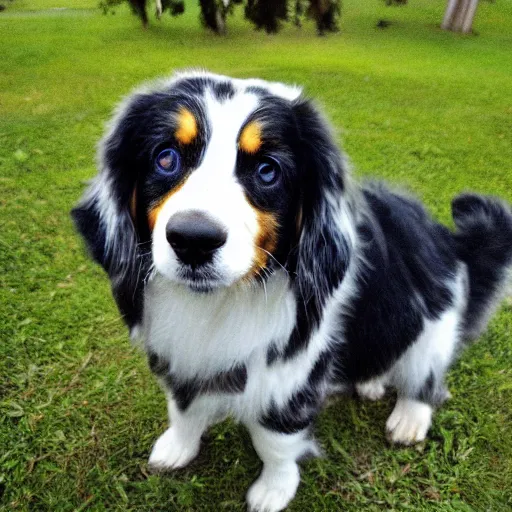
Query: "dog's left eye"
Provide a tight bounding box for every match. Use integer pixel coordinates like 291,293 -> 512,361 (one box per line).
155,148 -> 181,175
257,158 -> 280,185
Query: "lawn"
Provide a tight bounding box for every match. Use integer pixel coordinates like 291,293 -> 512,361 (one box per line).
1,0 -> 511,510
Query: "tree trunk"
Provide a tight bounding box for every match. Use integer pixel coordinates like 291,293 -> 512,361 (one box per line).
442,0 -> 479,33
199,0 -> 226,34
307,0 -> 341,35
462,0 -> 479,33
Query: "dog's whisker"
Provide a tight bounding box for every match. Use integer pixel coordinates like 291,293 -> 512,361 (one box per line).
256,246 -> 289,276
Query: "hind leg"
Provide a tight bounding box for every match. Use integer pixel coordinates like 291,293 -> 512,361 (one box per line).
386,305 -> 462,445
356,374 -> 388,401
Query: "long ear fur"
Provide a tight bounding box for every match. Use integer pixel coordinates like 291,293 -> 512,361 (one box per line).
71,92 -> 155,333
283,98 -> 356,359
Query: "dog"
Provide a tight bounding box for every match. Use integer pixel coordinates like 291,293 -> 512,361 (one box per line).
72,70 -> 512,512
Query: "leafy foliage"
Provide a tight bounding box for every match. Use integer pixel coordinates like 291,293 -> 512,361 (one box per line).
162,0 -> 185,16
199,0 -> 242,33
306,0 -> 341,34
98,0 -> 342,34
99,0 -> 185,19
244,0 -> 289,33
99,0 -> 124,15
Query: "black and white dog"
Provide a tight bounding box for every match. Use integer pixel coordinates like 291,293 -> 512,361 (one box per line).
72,71 -> 512,512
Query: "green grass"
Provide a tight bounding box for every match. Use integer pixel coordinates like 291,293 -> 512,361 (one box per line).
1,0 -> 97,10
1,0 -> 511,510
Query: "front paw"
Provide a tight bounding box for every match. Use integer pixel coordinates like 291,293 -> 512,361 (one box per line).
247,463 -> 300,512
148,427 -> 200,472
386,399 -> 432,445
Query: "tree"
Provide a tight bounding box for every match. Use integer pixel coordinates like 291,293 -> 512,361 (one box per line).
100,0 -> 185,29
244,0 -> 288,34
442,0 -> 480,33
100,0 -> 343,35
381,0 -> 482,35
306,0 -> 341,35
197,0 -> 246,34
241,0 -> 341,35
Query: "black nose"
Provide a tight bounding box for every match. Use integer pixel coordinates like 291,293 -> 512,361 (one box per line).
166,211 -> 227,267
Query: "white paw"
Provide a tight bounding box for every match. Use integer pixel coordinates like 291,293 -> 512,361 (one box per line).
356,379 -> 386,401
247,463 -> 300,512
148,427 -> 199,471
386,399 -> 432,445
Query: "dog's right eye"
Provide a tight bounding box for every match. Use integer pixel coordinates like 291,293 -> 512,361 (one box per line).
256,157 -> 281,186
155,148 -> 181,175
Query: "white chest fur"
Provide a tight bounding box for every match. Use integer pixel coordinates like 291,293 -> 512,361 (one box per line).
143,271 -> 297,381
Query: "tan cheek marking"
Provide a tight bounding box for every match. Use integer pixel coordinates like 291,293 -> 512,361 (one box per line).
295,205 -> 303,238
175,108 -> 198,145
239,121 -> 262,154
147,182 -> 185,232
245,207 -> 279,279
130,188 -> 137,220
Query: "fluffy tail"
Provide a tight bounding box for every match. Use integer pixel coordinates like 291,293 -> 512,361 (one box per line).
452,193 -> 512,341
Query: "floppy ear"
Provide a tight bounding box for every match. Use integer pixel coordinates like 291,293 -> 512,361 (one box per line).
283,98 -> 355,358
71,93 -> 155,334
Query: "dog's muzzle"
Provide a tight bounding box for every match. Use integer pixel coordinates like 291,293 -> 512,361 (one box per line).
166,210 -> 227,268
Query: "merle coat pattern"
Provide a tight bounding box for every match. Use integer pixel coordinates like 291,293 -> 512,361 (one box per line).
72,71 -> 512,512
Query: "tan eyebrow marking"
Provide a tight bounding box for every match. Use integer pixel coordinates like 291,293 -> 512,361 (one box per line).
239,121 -> 262,154
175,107 -> 198,145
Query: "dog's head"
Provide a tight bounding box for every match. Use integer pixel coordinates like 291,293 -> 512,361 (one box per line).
72,71 -> 353,329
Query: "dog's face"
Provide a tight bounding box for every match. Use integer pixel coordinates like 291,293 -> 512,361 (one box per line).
138,78 -> 303,291
73,71 -> 349,326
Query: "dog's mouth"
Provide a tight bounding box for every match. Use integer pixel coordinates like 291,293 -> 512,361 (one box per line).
176,266 -> 225,293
